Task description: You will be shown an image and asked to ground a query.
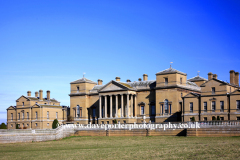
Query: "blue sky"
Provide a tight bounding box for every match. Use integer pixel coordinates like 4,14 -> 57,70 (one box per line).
0,0 -> 240,124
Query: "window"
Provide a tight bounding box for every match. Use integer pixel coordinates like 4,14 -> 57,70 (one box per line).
22,123 -> 24,127
180,78 -> 182,84
11,124 -> 13,127
220,101 -> 224,112
27,124 -> 29,126
47,123 -> 49,126
212,87 -> 215,94
190,102 -> 193,113
212,101 -> 216,112
164,99 -> 169,114
204,117 -> 207,121
56,112 -> 58,119
220,117 -> 224,121
151,106 -> 155,115
204,102 -> 207,112
47,111 -> 49,119
36,102 -> 37,104
141,106 -> 144,115
22,102 -> 24,107
77,105 -> 80,117
11,113 -> 13,120
18,113 -> 20,120
22,112 -> 24,120
92,108 -> 96,117
123,120 -> 126,124
36,112 -> 38,119
101,121 -> 104,124
237,117 -> 240,120
107,121 -> 109,124
165,78 -> 168,85
27,112 -> 29,120
77,86 -> 79,92
35,123 -> 38,126
237,100 -> 240,110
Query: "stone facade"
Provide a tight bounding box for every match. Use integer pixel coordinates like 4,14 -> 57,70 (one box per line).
7,90 -> 68,129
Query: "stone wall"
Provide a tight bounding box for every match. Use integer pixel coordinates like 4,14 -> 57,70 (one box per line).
187,127 -> 240,137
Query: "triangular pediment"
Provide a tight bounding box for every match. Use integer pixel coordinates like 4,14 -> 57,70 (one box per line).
184,92 -> 200,98
99,81 -> 134,92
231,89 -> 240,95
7,106 -> 16,110
16,95 -> 30,102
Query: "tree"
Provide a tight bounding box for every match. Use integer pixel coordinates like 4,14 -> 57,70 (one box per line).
52,119 -> 59,129
217,116 -> 220,120
212,116 -> 216,121
0,123 -> 7,129
16,124 -> 19,129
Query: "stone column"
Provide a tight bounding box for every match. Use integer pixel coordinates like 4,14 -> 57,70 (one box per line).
99,96 -> 102,118
121,94 -> 123,117
105,96 -> 107,118
127,94 -> 129,117
115,95 -> 118,117
131,94 -> 133,117
110,95 -> 112,118
134,95 -> 137,117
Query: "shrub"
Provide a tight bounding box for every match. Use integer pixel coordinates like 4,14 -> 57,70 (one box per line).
67,115 -> 74,122
16,124 -> 19,129
212,116 -> 216,121
52,119 -> 59,129
0,123 -> 7,129
113,119 -> 117,124
217,116 -> 220,120
191,117 -> 195,122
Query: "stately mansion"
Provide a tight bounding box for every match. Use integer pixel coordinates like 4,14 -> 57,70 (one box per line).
6,66 -> 240,128
69,67 -> 240,124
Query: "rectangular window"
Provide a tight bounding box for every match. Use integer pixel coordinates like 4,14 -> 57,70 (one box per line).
22,112 -> 24,120
212,87 -> 215,94
27,112 -> 29,120
204,117 -> 207,121
220,101 -> 224,112
77,86 -> 79,92
165,78 -> 168,85
36,112 -> 38,119
180,78 -> 182,84
47,111 -> 49,119
165,104 -> 168,114
237,100 -> 240,110
141,106 -> 144,115
22,102 -> 24,107
92,108 -> 96,117
151,106 -> 155,115
161,104 -> 163,114
18,113 -> 20,120
212,101 -> 216,112
190,102 -> 193,113
35,123 -> 37,126
107,121 -> 109,124
204,102 -> 207,112
11,113 -> 13,120
169,104 -> 171,114
47,123 -> 49,126
237,117 -> 240,120
220,117 -> 224,121
101,121 -> 104,124
56,112 -> 58,119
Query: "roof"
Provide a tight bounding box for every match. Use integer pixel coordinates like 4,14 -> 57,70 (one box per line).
156,67 -> 187,76
70,77 -> 97,84
200,78 -> 238,87
183,92 -> 201,98
16,95 -> 60,103
188,75 -> 207,82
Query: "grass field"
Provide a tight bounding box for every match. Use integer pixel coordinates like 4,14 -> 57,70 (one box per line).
0,136 -> 240,160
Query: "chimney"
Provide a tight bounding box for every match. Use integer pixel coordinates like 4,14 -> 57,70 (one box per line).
208,72 -> 213,80
143,74 -> 148,81
213,74 -> 217,79
126,79 -> 131,82
47,90 -> 50,101
138,78 -> 142,81
230,70 -> 235,84
27,91 -> 31,97
98,79 -> 103,85
39,90 -> 43,100
115,77 -> 120,82
235,72 -> 239,86
35,91 -> 39,98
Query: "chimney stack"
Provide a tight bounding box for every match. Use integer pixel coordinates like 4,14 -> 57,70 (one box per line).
235,72 -> 239,86
98,79 -> 103,85
47,90 -> 50,101
115,77 -> 120,82
230,70 -> 235,84
126,79 -> 131,82
213,74 -> 218,79
138,78 -> 142,81
39,90 -> 43,100
208,72 -> 213,80
27,91 -> 31,97
35,91 -> 39,98
143,74 -> 148,81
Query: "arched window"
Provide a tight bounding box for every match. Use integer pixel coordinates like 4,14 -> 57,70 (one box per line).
164,99 -> 169,114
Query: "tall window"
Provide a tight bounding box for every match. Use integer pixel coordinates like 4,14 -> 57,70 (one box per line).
92,108 -> 96,117
237,100 -> 240,110
220,101 -> 224,112
11,113 -> 13,120
204,102 -> 207,112
180,78 -> 182,84
165,78 -> 168,85
212,101 -> 216,112
151,105 -> 155,115
36,112 -> 38,119
141,106 -> 144,115
22,102 -> 24,107
164,99 -> 169,114
47,111 -> 49,119
27,112 -> 29,120
18,113 -> 20,120
190,102 -> 193,113
212,87 -> 215,94
56,112 -> 58,119
77,86 -> 79,92
77,105 -> 80,117
22,112 -> 24,120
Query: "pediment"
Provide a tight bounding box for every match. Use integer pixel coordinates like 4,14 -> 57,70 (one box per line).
16,95 -> 30,102
7,106 -> 16,110
99,81 -> 132,92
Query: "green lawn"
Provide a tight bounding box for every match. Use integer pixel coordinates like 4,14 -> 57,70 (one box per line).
0,136 -> 240,160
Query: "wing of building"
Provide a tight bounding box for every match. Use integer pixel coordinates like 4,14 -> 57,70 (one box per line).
7,90 -> 68,129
